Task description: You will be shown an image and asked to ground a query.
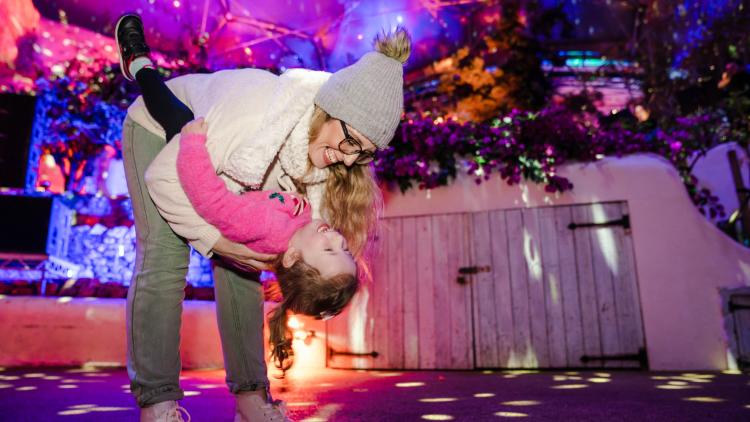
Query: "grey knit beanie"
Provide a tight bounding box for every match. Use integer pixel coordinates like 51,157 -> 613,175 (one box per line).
314,51 -> 405,149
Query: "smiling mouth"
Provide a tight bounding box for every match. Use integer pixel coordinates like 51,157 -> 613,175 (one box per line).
324,148 -> 337,165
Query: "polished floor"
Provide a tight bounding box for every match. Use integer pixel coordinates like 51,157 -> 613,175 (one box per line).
0,366 -> 749,421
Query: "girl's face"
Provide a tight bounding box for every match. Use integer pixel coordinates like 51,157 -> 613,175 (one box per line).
308,119 -> 377,169
284,219 -> 357,279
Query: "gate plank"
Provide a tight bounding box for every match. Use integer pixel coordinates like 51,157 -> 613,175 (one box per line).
432,214 -> 453,368
471,212 -> 499,367
372,218 -> 395,369
507,209 -> 533,367
490,210 -> 515,368
386,218 -> 405,368
556,206 -> 585,367
588,203 -> 621,367
614,202 -> 646,367
416,216 -> 437,369
572,204 -> 602,367
447,213 -> 473,368
401,217 -> 420,368
539,206 -> 567,367
522,207 -> 550,367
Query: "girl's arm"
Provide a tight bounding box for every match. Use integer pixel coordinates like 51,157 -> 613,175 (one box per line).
175,120 -> 297,245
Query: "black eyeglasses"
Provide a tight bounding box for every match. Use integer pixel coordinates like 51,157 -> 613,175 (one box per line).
338,121 -> 375,165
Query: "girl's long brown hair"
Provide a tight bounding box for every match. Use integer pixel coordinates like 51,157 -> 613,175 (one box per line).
267,256 -> 359,370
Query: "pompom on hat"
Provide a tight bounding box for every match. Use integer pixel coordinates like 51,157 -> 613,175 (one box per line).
314,27 -> 411,149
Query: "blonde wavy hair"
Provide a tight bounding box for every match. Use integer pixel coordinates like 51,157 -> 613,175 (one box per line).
306,27 -> 411,257
306,106 -> 382,258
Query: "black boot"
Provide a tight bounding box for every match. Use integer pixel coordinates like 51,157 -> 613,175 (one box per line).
115,14 -> 151,81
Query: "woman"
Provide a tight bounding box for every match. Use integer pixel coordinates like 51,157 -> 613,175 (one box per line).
117,13 -> 410,422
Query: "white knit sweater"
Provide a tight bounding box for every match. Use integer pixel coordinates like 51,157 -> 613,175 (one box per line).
127,68 -> 331,257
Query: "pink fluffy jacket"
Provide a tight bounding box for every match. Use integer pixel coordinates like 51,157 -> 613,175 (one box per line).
176,133 -> 311,254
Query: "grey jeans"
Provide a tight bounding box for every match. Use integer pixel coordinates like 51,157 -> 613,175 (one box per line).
122,118 -> 269,407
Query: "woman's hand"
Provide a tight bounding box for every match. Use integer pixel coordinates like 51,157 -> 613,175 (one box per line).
211,235 -> 277,272
181,117 -> 208,137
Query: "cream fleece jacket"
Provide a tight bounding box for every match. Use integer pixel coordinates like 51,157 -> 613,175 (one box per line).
127,68 -> 314,257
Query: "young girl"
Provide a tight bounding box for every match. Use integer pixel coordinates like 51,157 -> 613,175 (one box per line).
117,12 -> 410,422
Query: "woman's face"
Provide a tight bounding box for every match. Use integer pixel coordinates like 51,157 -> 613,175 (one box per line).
284,219 -> 357,279
308,119 -> 377,169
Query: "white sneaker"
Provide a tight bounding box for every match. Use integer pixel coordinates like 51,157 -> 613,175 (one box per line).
140,400 -> 191,422
234,393 -> 292,422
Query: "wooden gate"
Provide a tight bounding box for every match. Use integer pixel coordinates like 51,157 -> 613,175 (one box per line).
327,202 -> 646,369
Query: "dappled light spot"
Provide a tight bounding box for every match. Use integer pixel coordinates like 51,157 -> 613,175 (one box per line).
0,383 -> 12,389
553,375 -> 583,381
16,386 -> 37,391
90,407 -> 132,412
681,373 -> 714,379
482,370 -> 494,374
501,401 -> 540,406
183,391 -> 200,397
668,381 -> 688,386
594,373 -> 610,378
551,384 -> 588,389
504,370 -> 538,375
196,384 -> 222,389
59,385 -> 78,389
57,297 -> 73,303
287,402 -> 317,407
43,376 -> 62,380
588,378 -> 611,383
474,393 -> 495,398
495,411 -> 528,417
564,372 -> 579,375
651,376 -> 669,380
0,375 -> 20,381
396,382 -> 425,388
23,373 -> 46,378
58,404 -> 131,416
372,372 -> 402,377
672,377 -> 711,384
318,383 -> 334,387
721,370 -> 742,375
419,397 -> 458,403
656,385 -> 699,390
58,410 -> 88,416
684,397 -> 725,403
421,415 -> 454,420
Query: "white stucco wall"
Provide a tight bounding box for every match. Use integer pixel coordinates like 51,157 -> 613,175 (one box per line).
380,153 -> 750,370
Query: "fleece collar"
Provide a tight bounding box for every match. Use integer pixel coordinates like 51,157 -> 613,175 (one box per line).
223,68 -> 331,189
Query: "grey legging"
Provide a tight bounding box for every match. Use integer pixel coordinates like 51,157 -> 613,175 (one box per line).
122,117 -> 269,407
